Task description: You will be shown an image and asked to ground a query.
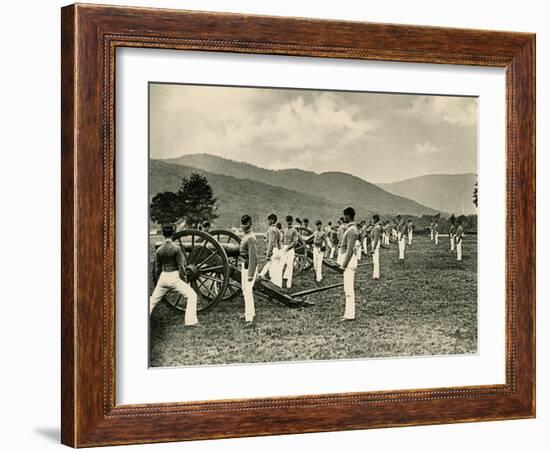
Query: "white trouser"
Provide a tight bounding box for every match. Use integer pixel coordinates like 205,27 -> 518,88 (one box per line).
430,230 -> 434,240
398,236 -> 405,260
373,243 -> 380,279
355,240 -> 362,261
362,238 -> 368,254
450,235 -> 455,251
313,246 -> 323,282
241,263 -> 257,322
457,240 -> 463,261
435,232 -> 439,245
282,247 -> 295,288
343,254 -> 358,319
149,271 -> 198,325
260,248 -> 282,287
408,230 -> 413,245
336,249 -> 345,266
329,245 -> 336,259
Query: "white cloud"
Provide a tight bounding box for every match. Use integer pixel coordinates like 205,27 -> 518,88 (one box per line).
398,96 -> 477,127
413,141 -> 440,156
151,86 -> 383,167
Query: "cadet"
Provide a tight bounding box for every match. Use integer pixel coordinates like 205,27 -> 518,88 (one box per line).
429,220 -> 435,241
407,220 -> 414,245
371,215 -> 382,279
396,215 -> 406,260
336,216 -> 348,265
329,224 -> 339,259
384,221 -> 392,246
303,218 -> 313,235
149,224 -> 198,326
433,220 -> 440,245
312,220 -> 332,282
325,221 -> 334,257
339,207 -> 359,321
239,215 -> 258,323
456,220 -> 464,261
281,215 -> 299,289
449,218 -> 456,252
259,213 -> 282,287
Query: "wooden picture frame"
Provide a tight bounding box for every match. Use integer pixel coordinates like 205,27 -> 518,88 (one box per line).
61,3 -> 535,447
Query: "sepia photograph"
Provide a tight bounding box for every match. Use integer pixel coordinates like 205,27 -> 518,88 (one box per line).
148,82 -> 478,367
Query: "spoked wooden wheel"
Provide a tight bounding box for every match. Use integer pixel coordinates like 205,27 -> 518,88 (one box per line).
293,236 -> 310,275
162,229 -> 230,312
209,229 -> 242,302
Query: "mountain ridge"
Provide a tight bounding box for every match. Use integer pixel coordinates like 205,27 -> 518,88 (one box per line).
378,173 -> 477,215
162,153 -> 439,216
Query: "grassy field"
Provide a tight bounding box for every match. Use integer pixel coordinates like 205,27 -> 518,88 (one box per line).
149,234 -> 477,367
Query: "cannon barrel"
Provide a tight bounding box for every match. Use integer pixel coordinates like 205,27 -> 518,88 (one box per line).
179,241 -> 241,258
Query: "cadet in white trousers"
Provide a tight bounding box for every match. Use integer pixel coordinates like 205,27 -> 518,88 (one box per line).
339,207 -> 359,320
396,216 -> 406,260
433,221 -> 439,245
407,220 -> 414,245
281,215 -> 299,289
336,217 -> 348,265
449,221 -> 456,252
312,220 -> 332,282
430,221 -> 435,240
259,213 -> 282,286
456,221 -> 464,261
239,215 -> 258,323
371,215 -> 381,279
149,224 -> 198,326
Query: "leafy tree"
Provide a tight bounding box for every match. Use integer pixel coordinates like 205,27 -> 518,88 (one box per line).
150,191 -> 184,225
149,173 -> 219,228
473,181 -> 478,208
177,173 -> 219,228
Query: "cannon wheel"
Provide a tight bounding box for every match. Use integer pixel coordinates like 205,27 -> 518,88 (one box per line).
292,236 -> 310,275
209,229 -> 242,302
162,229 -> 230,312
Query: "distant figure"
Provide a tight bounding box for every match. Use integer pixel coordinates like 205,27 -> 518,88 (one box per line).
239,215 -> 258,322
449,218 -> 456,252
312,220 -> 331,282
366,221 -> 374,252
336,216 -> 348,265
456,220 -> 464,261
281,215 -> 299,289
329,224 -> 339,259
259,213 -> 282,287
430,220 -> 435,241
371,215 -> 382,279
433,220 -> 439,245
396,215 -> 406,260
149,224 -> 198,326
339,207 -> 359,321
303,218 -> 312,234
276,222 -> 283,244
384,221 -> 392,246
407,220 -> 414,245
202,220 -> 211,233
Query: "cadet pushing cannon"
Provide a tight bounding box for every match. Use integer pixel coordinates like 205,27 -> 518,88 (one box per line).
151,226 -> 344,319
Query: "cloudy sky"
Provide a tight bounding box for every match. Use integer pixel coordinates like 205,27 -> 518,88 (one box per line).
149,83 -> 477,183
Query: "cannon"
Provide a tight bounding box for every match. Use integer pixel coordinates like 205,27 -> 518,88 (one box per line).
154,229 -> 344,313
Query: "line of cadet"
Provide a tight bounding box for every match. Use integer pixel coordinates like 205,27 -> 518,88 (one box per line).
150,211 -> 465,326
